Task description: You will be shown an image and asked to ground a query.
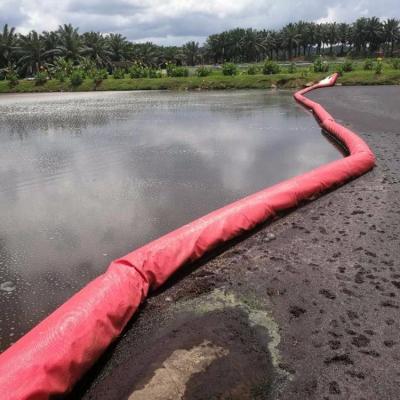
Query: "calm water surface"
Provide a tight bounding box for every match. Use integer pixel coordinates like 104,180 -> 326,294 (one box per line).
0,90 -> 339,350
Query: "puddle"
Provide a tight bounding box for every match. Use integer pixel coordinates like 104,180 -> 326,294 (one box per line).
0,90 -> 339,349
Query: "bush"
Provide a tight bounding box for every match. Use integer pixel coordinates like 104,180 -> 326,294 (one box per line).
363,59 -> 374,70
34,71 -> 48,85
6,70 -> 19,87
247,65 -> 258,75
52,57 -> 74,76
287,62 -> 297,74
80,57 -> 96,75
196,66 -> 212,77
342,59 -> 353,72
129,65 -> 162,79
165,63 -> 175,77
92,69 -> 108,86
129,64 -> 148,79
375,60 -> 383,75
174,66 -> 189,77
113,68 -> 125,79
313,58 -> 329,73
222,63 -> 238,76
70,70 -> 84,86
55,71 -> 67,82
166,64 -> 189,77
391,58 -> 400,70
98,69 -> 108,79
147,68 -> 162,78
262,60 -> 280,75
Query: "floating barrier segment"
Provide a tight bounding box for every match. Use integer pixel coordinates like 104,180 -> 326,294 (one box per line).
0,74 -> 375,399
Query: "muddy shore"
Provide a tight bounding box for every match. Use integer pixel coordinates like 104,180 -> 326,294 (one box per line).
69,86 -> 400,400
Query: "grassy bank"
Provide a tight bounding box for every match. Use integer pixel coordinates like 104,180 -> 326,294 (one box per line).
1,69 -> 400,94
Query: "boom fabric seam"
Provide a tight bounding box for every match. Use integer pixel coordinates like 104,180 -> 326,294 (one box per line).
0,73 -> 376,400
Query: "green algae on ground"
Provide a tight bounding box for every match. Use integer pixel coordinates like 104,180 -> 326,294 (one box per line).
172,288 -> 291,381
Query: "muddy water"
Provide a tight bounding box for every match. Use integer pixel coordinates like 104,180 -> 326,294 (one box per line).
0,90 -> 339,350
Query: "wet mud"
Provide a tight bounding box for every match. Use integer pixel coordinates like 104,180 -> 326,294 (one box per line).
71,291 -> 286,400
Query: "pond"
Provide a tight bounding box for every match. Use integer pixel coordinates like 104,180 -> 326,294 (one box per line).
0,89 -> 339,351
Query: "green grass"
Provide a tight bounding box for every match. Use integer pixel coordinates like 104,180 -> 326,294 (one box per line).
1,68 -> 400,94
338,69 -> 400,85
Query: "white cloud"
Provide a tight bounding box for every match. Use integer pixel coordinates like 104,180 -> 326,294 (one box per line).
317,2 -> 371,23
0,0 -> 399,44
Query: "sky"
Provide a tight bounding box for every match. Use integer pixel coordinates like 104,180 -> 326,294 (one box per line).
0,0 -> 399,45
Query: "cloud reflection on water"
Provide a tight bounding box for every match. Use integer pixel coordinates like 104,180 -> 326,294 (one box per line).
0,90 -> 339,350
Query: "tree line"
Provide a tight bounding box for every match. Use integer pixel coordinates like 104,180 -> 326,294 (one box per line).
0,17 -> 399,78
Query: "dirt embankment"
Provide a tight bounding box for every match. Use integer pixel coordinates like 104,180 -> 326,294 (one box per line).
69,86 -> 400,400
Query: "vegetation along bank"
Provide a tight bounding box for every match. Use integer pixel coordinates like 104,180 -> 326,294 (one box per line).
1,16 -> 400,92
1,59 -> 400,93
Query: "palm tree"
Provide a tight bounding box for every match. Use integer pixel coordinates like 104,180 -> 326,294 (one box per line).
271,31 -> 283,59
314,24 -> 324,55
226,29 -> 243,62
281,23 -> 301,59
352,18 -> 368,55
337,23 -> 350,55
326,23 -> 338,55
0,24 -> 17,68
365,17 -> 383,55
182,41 -> 199,66
295,21 -> 308,57
239,29 -> 259,62
384,18 -> 400,56
163,46 -> 184,65
205,34 -> 224,64
17,31 -> 59,75
41,31 -> 60,65
56,24 -> 83,61
81,32 -> 111,67
304,23 -> 317,56
107,33 -> 130,61
131,42 -> 160,66
255,30 -> 268,59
